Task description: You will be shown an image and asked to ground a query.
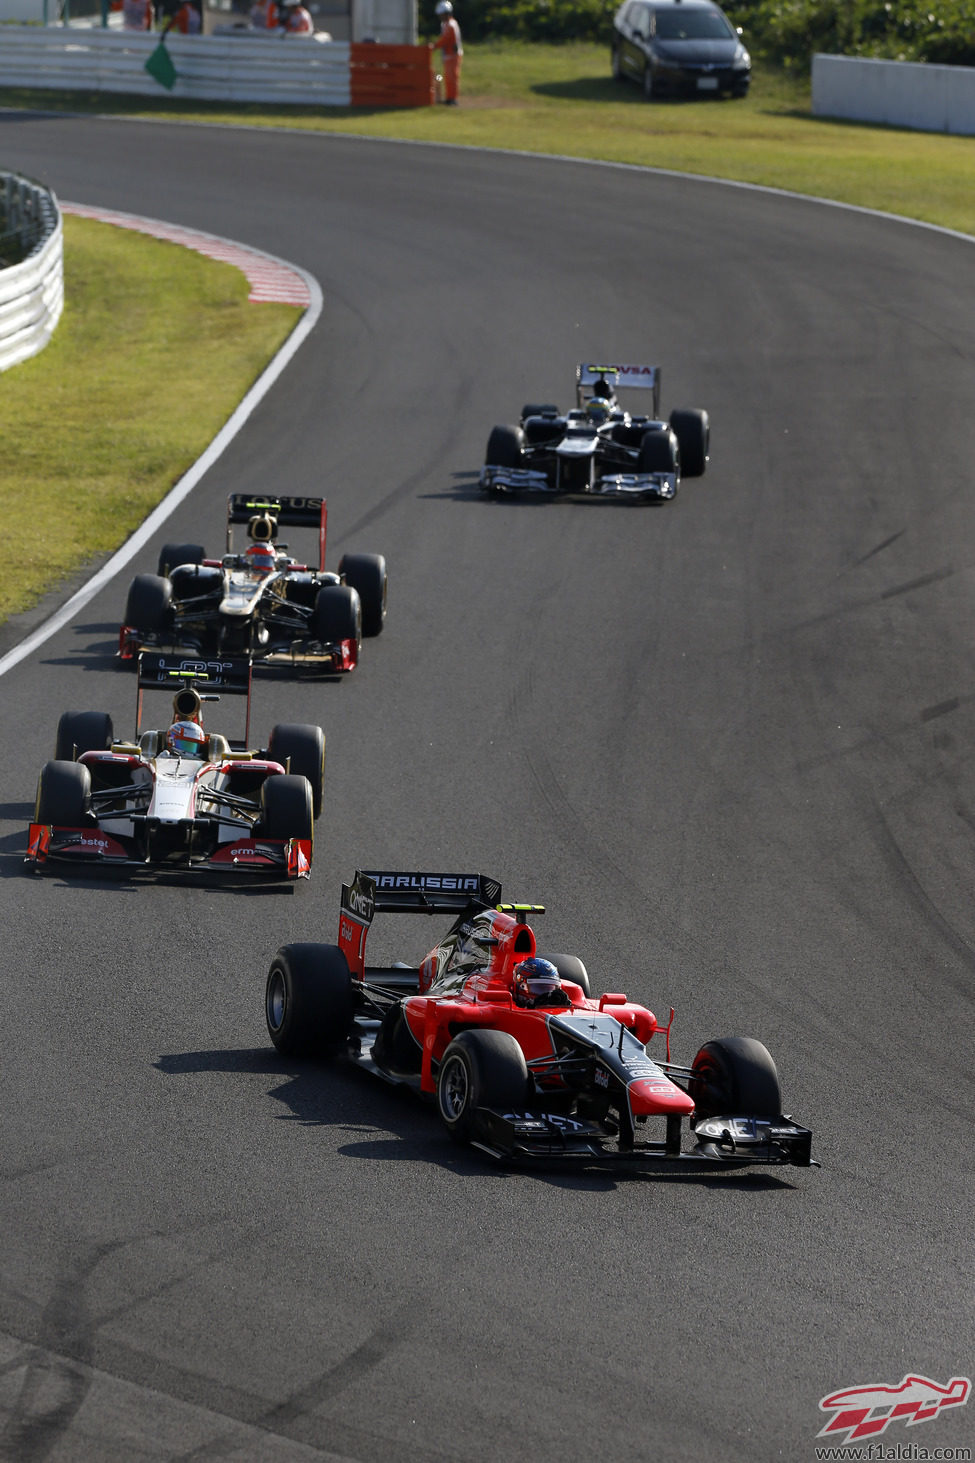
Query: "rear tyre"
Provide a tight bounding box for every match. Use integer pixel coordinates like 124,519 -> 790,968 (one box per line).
520,403 -> 559,420
437,1029 -> 530,1143
310,585 -> 361,659
689,1037 -> 782,1119
35,760 -> 91,826
267,723 -> 325,819
669,408 -> 710,477
55,711 -> 113,761
537,952 -> 592,999
157,542 -> 204,576
485,424 -> 526,468
259,774 -> 314,843
339,553 -> 387,637
265,943 -> 353,1057
638,427 -> 679,476
611,46 -> 624,81
124,574 -> 172,635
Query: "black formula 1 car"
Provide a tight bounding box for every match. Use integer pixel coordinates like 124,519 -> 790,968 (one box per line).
480,362 -> 710,501
27,653 -> 325,881
264,870 -> 815,1167
119,495 -> 387,674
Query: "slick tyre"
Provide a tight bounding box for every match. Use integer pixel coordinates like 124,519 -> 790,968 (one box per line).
669,409 -> 710,478
310,585 -> 361,659
124,574 -> 172,635
267,724 -> 325,819
339,554 -> 387,638
55,711 -> 113,762
157,542 -> 204,577
265,943 -> 354,1057
35,760 -> 91,826
259,773 -> 314,844
638,427 -> 679,476
689,1037 -> 782,1119
537,952 -> 592,999
485,424 -> 526,468
520,403 -> 559,420
437,1029 -> 530,1143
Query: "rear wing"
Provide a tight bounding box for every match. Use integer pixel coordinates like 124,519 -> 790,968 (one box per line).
338,869 -> 502,978
136,652 -> 253,745
226,494 -> 327,572
576,362 -> 661,417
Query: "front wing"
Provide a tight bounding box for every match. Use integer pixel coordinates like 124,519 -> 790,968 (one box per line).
470,1107 -> 815,1167
26,823 -> 312,880
480,465 -> 677,501
118,622 -> 358,675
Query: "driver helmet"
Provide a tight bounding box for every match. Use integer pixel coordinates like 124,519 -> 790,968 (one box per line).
166,720 -> 207,758
586,394 -> 612,425
435,0 -> 453,12
245,542 -> 276,574
512,957 -> 563,1009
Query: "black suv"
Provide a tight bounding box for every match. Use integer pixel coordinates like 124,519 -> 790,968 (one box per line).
612,0 -> 751,99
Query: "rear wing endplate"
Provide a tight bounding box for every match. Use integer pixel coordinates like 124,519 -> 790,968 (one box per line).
576,362 -> 661,417
226,494 -> 327,571
338,870 -> 502,978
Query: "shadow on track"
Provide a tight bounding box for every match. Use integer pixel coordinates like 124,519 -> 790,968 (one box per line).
156,1045 -> 800,1193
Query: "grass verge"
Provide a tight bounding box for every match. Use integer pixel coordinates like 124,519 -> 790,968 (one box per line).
0,216 -> 299,626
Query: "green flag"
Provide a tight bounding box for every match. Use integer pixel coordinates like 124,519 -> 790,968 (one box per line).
145,40 -> 177,90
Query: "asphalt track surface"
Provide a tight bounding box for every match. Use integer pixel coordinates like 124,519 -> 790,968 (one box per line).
1,116 -> 973,1463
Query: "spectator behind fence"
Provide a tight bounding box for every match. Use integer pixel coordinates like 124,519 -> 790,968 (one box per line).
163,0 -> 201,31
122,0 -> 153,29
280,0 -> 314,33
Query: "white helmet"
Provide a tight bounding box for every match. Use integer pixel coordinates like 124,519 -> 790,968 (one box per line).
435,1 -> 452,13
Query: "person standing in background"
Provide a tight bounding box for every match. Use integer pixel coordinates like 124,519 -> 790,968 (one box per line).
430,0 -> 462,105
122,0 -> 153,29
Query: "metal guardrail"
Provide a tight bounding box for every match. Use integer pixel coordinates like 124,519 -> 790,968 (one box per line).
0,173 -> 64,373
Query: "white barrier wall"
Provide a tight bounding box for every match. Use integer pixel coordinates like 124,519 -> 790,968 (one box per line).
0,26 -> 353,103
813,53 -> 975,136
0,177 -> 63,374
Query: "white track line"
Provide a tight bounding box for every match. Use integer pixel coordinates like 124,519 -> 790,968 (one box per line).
0,204 -> 321,679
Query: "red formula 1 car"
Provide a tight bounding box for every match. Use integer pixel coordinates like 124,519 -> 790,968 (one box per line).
27,654 -> 322,881
264,871 -> 815,1166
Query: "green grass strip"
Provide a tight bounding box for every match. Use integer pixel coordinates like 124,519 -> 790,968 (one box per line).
0,216 -> 299,626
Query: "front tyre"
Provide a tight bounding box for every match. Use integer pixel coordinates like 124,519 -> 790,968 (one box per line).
124,574 -> 172,636
259,773 -> 314,844
265,943 -> 353,1057
35,760 -> 91,826
638,427 -> 679,476
310,585 -> 361,662
437,1029 -> 530,1143
669,408 -> 710,477
267,724 -> 325,819
485,424 -> 526,468
642,62 -> 655,99
689,1036 -> 782,1119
